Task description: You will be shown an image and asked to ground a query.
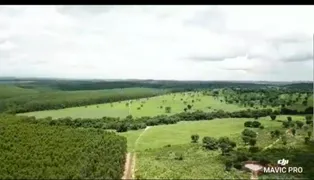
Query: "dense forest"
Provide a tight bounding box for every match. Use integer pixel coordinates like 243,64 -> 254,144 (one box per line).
0,114 -> 127,179
0,87 -> 167,114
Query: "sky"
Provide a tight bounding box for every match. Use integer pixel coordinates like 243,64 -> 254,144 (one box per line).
0,5 -> 313,81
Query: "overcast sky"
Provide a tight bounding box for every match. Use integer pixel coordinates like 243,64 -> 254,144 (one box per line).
0,5 -> 313,81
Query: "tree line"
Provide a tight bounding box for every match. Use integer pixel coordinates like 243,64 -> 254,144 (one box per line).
22,107 -> 313,133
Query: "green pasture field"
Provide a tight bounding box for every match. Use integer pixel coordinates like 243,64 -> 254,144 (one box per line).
18,92 -> 246,119
120,115 -> 310,179
121,115 -> 307,151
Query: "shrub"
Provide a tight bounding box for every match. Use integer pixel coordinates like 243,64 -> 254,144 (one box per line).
242,129 -> 257,138
249,146 -> 260,153
270,115 -> 277,121
225,160 -> 233,171
305,137 -> 310,144
252,121 -> 261,128
287,116 -> 292,122
249,138 -> 257,146
291,128 -> 296,136
191,134 -> 200,143
165,106 -> 172,113
244,121 -> 252,127
259,125 -> 265,129
202,136 -> 219,150
234,162 -> 242,170
296,121 -> 304,129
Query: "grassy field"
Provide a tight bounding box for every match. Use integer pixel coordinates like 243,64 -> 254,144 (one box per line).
119,115 -> 310,179
19,92 -> 245,119
121,115 -> 307,151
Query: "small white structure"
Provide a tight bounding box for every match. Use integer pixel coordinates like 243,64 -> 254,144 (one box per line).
244,162 -> 264,180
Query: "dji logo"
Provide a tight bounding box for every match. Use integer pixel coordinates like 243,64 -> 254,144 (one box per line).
277,159 -> 289,166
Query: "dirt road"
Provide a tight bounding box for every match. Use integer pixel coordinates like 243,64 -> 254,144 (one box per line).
122,126 -> 151,179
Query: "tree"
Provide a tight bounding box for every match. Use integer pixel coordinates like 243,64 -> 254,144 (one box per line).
291,128 -> 296,136
242,129 -> 257,138
242,136 -> 251,145
165,106 -> 172,113
202,136 -> 218,150
187,104 -> 192,110
244,121 -> 252,127
191,134 -> 199,143
252,121 -> 261,128
281,135 -> 288,145
270,115 -> 277,121
249,138 -> 257,146
184,108 -> 187,112
296,121 -> 304,129
287,116 -> 292,122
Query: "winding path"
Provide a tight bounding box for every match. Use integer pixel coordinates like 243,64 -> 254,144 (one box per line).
122,126 -> 151,179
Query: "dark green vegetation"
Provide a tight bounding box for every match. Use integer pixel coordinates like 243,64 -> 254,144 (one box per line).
0,114 -> 127,179
0,85 -> 167,114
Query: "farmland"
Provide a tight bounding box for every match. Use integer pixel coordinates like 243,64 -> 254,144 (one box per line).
0,79 -> 313,179
19,92 -> 246,119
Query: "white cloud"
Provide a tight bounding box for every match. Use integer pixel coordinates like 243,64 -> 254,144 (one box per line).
0,5 -> 313,81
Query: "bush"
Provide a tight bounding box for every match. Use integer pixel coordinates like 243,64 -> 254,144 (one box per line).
296,120 -> 304,129
202,136 -> 219,150
305,137 -> 310,144
270,115 -> 276,120
249,138 -> 257,146
249,146 -> 260,153
259,125 -> 265,129
225,160 -> 233,171
244,121 -> 252,127
242,129 -> 257,138
191,134 -> 200,143
287,116 -> 292,122
165,106 -> 172,113
291,128 -> 296,136
252,121 -> 261,128
234,162 -> 243,170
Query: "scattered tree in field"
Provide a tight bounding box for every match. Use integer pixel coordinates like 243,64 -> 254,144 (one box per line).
202,136 -> 219,150
244,121 -> 252,127
191,134 -> 199,143
125,102 -> 129,107
281,135 -> 288,145
252,121 -> 261,128
270,115 -> 276,120
287,116 -> 292,122
141,104 -> 143,107
192,100 -> 195,103
137,107 -> 141,110
291,128 -> 296,136
187,104 -> 192,110
242,129 -> 257,138
259,125 -> 264,129
160,106 -> 163,109
184,108 -> 187,112
165,106 -> 172,113
296,121 -> 304,129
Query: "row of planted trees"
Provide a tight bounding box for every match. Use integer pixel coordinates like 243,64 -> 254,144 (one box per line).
0,115 -> 127,179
